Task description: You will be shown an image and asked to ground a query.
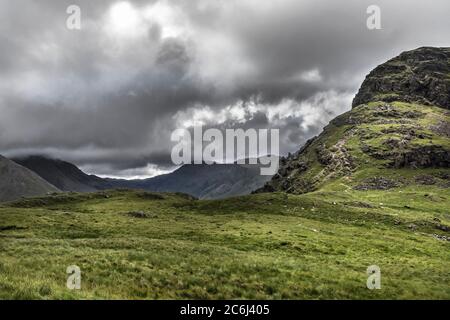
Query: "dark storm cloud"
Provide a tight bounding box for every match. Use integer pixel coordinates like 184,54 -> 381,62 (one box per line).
0,0 -> 449,177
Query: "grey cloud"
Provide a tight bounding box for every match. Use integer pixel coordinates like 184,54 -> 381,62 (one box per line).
0,0 -> 449,177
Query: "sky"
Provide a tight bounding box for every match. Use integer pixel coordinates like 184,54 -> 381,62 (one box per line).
0,0 -> 449,178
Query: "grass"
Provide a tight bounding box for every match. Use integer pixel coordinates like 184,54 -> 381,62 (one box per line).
275,101 -> 450,193
4,100 -> 447,299
0,188 -> 449,299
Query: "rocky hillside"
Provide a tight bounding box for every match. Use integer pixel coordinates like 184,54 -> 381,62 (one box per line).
259,47 -> 450,194
353,47 -> 450,109
0,155 -> 59,202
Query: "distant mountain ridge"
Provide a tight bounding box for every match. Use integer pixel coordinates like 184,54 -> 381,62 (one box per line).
0,155 -> 59,202
13,155 -> 113,192
12,155 -> 273,199
130,162 -> 273,199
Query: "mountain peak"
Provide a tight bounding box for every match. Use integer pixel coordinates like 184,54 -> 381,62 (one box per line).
0,155 -> 59,202
259,47 -> 450,195
12,155 -> 108,192
352,47 -> 450,109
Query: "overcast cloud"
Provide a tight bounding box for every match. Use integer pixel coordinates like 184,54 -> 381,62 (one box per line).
0,0 -> 449,178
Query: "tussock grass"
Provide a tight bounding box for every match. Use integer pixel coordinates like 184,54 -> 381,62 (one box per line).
0,189 -> 449,299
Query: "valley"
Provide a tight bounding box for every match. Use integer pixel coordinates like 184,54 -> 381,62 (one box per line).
0,186 -> 448,299
0,46 -> 449,300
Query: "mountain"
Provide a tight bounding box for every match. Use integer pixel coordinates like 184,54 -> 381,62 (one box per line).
352,47 -> 450,109
14,155 -> 272,199
13,155 -> 116,192
2,48 -> 450,300
258,47 -> 450,194
0,155 -> 59,202
131,161 -> 273,199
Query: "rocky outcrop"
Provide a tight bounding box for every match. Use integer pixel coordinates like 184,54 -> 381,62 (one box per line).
391,146 -> 450,168
353,47 -> 450,109
353,177 -> 404,191
258,47 -> 450,195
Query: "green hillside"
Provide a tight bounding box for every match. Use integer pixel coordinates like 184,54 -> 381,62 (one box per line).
0,189 -> 449,299
259,47 -> 450,194
259,101 -> 450,194
0,47 -> 449,300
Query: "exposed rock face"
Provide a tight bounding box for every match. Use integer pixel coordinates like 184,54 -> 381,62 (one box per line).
353,47 -> 450,109
258,47 -> 450,195
390,146 -> 450,168
353,177 -> 404,191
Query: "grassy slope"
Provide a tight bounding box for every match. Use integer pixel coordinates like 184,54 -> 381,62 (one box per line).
0,188 -> 449,299
266,101 -> 450,194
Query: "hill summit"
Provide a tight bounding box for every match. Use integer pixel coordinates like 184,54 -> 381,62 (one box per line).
353,47 -> 450,109
0,155 -> 59,202
259,47 -> 450,194
12,155 -> 113,192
